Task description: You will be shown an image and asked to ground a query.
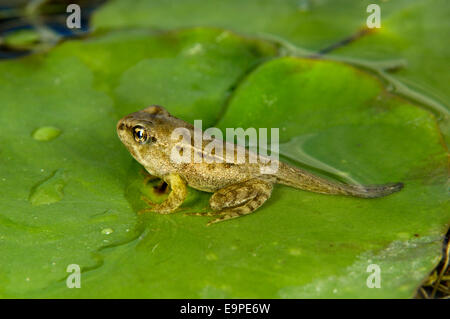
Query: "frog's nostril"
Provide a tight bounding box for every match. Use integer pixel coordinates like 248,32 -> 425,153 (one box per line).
118,122 -> 125,131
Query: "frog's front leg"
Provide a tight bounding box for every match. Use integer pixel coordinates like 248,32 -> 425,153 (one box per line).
190,179 -> 273,225
139,173 -> 187,215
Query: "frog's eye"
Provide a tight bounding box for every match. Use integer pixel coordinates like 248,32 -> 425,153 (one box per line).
133,126 -> 149,144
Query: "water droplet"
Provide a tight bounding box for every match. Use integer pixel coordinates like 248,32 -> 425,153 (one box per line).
29,169 -> 67,206
101,228 -> 114,235
262,94 -> 277,107
397,232 -> 410,240
297,0 -> 310,11
215,31 -> 230,43
32,126 -> 61,141
386,83 -> 395,92
206,253 -> 218,261
200,286 -> 229,298
90,210 -> 118,223
288,248 -> 302,256
185,43 -> 203,55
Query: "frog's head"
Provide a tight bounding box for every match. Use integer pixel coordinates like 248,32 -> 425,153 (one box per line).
116,105 -> 171,163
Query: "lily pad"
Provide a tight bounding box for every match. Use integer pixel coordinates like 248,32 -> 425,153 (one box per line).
92,0 -> 450,142
0,26 -> 448,298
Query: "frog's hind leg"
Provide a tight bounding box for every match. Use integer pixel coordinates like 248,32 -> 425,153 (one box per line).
189,178 -> 273,225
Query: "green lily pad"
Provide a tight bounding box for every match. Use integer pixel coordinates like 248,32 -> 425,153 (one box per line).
0,27 -> 275,297
0,26 -> 448,298
92,0 -> 450,143
3,29 -> 41,49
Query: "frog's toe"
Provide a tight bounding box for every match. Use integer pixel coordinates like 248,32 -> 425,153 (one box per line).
138,207 -> 154,215
138,205 -> 175,215
206,214 -> 237,226
138,195 -> 157,214
140,195 -> 156,206
206,217 -> 227,226
184,211 -> 223,217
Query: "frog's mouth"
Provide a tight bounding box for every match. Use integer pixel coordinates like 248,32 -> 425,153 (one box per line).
116,119 -> 134,149
116,120 -> 144,164
116,115 -> 132,133
117,122 -> 126,131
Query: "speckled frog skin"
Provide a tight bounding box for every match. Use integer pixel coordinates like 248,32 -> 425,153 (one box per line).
117,105 -> 403,225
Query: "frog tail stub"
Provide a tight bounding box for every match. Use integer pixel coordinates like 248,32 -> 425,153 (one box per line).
275,163 -> 404,198
336,182 -> 404,198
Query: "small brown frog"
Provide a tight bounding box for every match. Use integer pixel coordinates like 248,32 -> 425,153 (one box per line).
117,105 -> 403,225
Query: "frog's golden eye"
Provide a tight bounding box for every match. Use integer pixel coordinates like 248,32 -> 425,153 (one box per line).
133,126 -> 149,144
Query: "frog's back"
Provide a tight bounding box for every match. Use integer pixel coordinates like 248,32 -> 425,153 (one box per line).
176,160 -> 264,192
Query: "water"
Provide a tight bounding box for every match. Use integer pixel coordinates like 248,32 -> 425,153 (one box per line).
29,169 -> 67,206
32,126 -> 61,141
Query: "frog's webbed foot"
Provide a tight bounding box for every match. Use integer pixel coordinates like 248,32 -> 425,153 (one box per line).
189,178 -> 273,225
139,173 -> 187,215
185,211 -> 223,217
138,195 -> 157,214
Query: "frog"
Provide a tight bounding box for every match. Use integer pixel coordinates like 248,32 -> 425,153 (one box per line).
117,105 -> 403,225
